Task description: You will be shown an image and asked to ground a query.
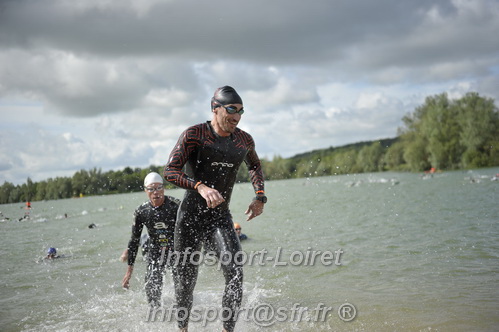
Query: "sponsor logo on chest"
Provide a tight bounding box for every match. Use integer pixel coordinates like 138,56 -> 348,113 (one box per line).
211,161 -> 234,168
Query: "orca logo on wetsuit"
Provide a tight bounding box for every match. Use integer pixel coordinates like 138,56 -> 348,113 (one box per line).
211,162 -> 234,168
153,222 -> 168,229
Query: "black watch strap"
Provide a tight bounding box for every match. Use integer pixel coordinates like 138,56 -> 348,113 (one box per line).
255,195 -> 267,204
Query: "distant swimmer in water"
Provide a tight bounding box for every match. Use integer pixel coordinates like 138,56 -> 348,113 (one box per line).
38,247 -> 70,263
234,223 -> 248,241
0,211 -> 10,222
19,214 -> 30,221
45,247 -> 59,259
88,223 -> 97,229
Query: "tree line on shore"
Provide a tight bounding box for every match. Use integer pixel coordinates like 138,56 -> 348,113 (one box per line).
1,92 -> 497,204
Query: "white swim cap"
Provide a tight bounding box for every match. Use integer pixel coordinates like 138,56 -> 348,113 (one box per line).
144,172 -> 164,187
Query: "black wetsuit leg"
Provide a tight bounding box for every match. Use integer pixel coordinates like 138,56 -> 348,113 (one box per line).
144,248 -> 168,307
173,208 -> 243,332
173,208 -> 203,329
203,216 -> 243,332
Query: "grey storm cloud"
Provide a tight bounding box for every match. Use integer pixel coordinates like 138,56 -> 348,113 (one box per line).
0,0 -> 498,184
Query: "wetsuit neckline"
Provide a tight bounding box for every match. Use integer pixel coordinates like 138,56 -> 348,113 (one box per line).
148,197 -> 166,209
207,121 -> 233,140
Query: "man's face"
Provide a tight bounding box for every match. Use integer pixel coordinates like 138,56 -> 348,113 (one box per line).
145,183 -> 165,207
214,103 -> 243,135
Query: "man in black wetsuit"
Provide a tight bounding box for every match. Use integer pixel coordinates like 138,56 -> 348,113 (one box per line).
122,172 -> 180,308
164,86 -> 266,332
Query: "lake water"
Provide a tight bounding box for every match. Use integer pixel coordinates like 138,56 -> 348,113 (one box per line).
1,168 -> 498,331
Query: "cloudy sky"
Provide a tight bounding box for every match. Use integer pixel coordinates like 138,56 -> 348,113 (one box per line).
1,0 -> 498,185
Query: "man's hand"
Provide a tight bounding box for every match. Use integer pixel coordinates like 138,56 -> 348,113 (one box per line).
245,200 -> 264,221
119,249 -> 128,262
122,265 -> 134,289
197,184 -> 225,209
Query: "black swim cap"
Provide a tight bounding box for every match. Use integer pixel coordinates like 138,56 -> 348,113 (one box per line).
211,86 -> 243,109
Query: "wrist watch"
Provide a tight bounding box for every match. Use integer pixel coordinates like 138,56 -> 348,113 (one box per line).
254,195 -> 267,204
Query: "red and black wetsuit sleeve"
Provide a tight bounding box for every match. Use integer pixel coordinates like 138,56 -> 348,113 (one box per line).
127,207 -> 144,266
242,135 -> 265,195
164,124 -> 204,190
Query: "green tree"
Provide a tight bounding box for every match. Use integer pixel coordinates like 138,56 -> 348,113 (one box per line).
295,158 -> 321,178
384,141 -> 406,170
72,169 -> 89,196
316,155 -> 334,176
0,182 -> 16,204
357,142 -> 385,172
34,181 -> 47,201
455,92 -> 499,168
8,187 -> 21,203
419,93 -> 461,169
265,155 -> 292,180
401,132 -> 430,172
399,92 -> 498,171
20,177 -> 36,202
332,149 -> 360,174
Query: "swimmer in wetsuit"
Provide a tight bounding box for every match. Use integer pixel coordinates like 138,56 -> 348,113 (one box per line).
234,223 -> 248,241
122,172 -> 180,308
45,247 -> 59,259
164,86 -> 267,332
